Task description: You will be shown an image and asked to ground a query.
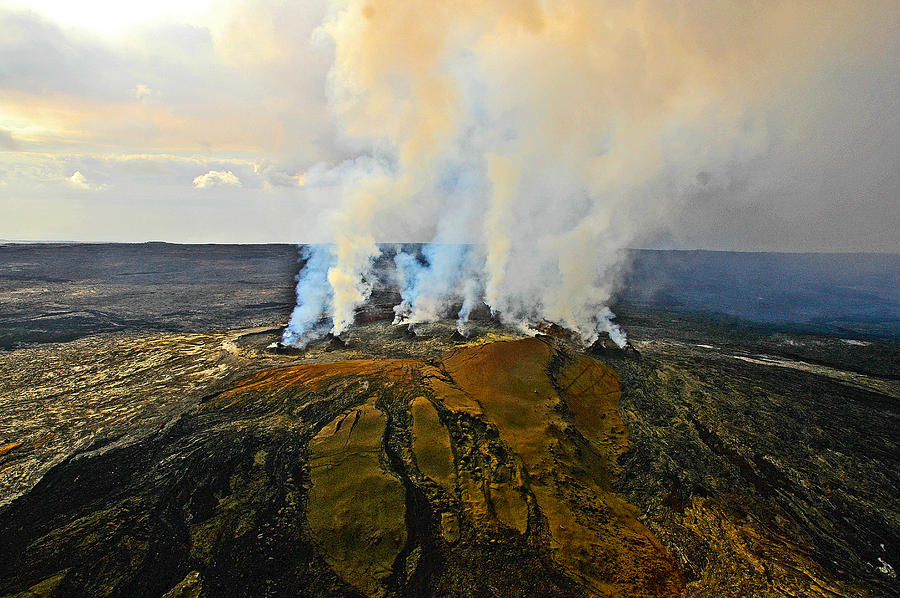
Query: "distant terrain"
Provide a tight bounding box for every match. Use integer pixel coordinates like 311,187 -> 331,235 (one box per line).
0,243 -> 298,349
0,244 -> 896,597
621,249 -> 900,342
2,243 -> 898,349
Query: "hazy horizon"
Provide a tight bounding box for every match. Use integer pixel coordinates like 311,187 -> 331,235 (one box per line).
4,239 -> 900,256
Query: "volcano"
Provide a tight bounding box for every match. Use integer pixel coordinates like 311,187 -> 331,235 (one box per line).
325,333 -> 347,350
391,323 -> 419,339
449,329 -> 468,343
0,245 -> 896,598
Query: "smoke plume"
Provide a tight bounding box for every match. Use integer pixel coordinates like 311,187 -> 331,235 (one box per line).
283,0 -> 893,348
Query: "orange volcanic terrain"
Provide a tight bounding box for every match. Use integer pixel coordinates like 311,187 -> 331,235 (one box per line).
197,337 -> 683,596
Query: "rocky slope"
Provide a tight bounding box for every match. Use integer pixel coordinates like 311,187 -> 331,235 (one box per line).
0,321 -> 896,597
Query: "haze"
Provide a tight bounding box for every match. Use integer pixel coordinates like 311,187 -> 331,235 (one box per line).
0,0 -> 898,253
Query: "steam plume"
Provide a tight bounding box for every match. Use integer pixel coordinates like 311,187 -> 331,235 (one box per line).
283,0 -> 888,348
282,245 -> 335,347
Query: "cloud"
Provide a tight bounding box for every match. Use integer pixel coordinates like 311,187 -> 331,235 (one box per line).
134,83 -> 153,101
0,0 -> 897,253
66,170 -> 108,190
192,170 -> 241,188
266,171 -> 307,187
253,159 -> 308,187
0,6 -> 337,158
0,129 -> 20,150
67,171 -> 90,189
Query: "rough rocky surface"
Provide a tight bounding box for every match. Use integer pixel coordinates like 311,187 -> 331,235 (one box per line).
0,320 -> 896,597
615,339 -> 899,597
0,244 -> 897,597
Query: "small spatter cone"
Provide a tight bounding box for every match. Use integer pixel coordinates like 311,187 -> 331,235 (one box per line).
450,329 -> 469,343
391,324 -> 418,339
267,341 -> 303,356
325,334 -> 347,351
588,337 -> 640,359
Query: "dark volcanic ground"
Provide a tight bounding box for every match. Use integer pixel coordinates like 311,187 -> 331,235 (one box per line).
0,243 -> 897,597
0,243 -> 298,349
2,243 -> 898,351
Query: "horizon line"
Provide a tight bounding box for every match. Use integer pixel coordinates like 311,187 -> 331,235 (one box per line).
1,240 -> 898,256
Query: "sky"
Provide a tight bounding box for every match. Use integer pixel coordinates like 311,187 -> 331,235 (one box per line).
0,0 -> 898,251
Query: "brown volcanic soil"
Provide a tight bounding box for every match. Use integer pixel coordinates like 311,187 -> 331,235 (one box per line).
205,337 -> 682,596
441,340 -> 681,595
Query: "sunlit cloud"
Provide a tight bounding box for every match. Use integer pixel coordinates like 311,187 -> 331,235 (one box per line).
67,171 -> 89,189
134,84 -> 153,101
66,170 -> 107,190
193,169 -> 240,188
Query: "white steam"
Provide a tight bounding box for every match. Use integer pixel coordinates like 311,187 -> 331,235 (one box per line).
282,245 -> 334,347
282,0 -> 885,348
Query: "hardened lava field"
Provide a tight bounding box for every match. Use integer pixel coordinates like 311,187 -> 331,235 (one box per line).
0,244 -> 897,597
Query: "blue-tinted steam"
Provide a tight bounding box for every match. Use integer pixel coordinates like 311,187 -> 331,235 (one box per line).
391,250 -> 426,324
281,244 -> 335,347
457,268 -> 483,335
393,244 -> 483,330
389,159 -> 488,333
